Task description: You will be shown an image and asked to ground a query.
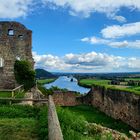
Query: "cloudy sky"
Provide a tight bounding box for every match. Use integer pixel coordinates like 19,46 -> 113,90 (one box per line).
1,0 -> 140,73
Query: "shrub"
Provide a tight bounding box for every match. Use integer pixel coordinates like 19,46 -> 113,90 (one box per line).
14,60 -> 36,90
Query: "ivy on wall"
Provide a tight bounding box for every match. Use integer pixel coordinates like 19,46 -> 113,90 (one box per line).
14,60 -> 36,90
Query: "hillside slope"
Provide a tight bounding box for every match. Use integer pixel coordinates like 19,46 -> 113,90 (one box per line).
35,69 -> 56,79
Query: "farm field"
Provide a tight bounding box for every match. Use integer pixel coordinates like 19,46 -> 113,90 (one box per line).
125,78 -> 140,81
79,79 -> 110,87
79,78 -> 140,95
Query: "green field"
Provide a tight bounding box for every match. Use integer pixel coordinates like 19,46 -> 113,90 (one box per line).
79,79 -> 110,87
37,78 -> 55,85
125,78 -> 140,81
79,79 -> 140,95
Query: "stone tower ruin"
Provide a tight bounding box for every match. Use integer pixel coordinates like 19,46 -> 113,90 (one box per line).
0,21 -> 34,89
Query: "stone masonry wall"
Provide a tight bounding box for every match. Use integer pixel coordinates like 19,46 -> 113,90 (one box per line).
52,91 -> 79,106
47,87 -> 140,130
0,21 -> 34,89
82,86 -> 140,131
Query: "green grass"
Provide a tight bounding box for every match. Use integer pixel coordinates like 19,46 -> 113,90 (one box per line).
0,118 -> 38,140
0,105 -> 48,140
0,105 -> 39,118
37,79 -> 55,85
79,79 -> 140,95
0,91 -> 12,98
79,79 -> 110,88
62,105 -> 135,136
125,78 -> 140,81
57,106 -> 115,140
0,91 -> 25,98
0,104 -> 134,139
79,79 -> 110,86
0,91 -> 26,105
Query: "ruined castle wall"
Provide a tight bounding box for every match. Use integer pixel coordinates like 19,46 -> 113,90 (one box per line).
83,86 -> 140,130
0,21 -> 34,89
46,86 -> 140,130
52,91 -> 79,106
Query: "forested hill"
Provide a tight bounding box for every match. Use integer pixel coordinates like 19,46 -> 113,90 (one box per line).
35,69 -> 56,79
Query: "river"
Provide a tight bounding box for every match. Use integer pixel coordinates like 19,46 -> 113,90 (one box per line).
44,76 -> 90,94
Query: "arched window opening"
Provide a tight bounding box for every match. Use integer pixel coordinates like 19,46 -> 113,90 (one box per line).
0,58 -> 4,67
8,29 -> 14,36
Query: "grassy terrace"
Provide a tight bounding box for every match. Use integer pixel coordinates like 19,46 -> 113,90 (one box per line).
79,79 -> 140,95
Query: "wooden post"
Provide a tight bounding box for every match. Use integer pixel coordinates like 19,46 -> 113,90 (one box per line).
12,91 -> 14,98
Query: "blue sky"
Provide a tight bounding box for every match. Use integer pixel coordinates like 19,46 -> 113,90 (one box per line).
0,0 -> 140,73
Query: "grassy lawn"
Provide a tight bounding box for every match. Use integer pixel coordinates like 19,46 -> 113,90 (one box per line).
0,91 -> 25,98
0,105 -> 48,140
0,91 -> 12,98
37,78 -> 55,85
0,118 -> 38,140
0,91 -> 26,105
61,105 -> 135,136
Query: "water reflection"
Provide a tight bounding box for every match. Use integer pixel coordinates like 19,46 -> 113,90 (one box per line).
44,76 -> 90,94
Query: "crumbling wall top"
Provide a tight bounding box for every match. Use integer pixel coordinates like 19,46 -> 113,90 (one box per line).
0,21 -> 29,30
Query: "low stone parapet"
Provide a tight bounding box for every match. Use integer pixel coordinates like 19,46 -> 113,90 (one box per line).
48,95 -> 63,140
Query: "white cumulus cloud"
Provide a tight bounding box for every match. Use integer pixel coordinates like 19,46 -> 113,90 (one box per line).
33,51 -> 140,73
101,22 -> 140,38
42,0 -> 140,21
112,16 -> 127,23
81,36 -> 140,49
0,0 -> 36,18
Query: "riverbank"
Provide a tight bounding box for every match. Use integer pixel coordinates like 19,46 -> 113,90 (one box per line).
37,78 -> 56,85
43,76 -> 90,94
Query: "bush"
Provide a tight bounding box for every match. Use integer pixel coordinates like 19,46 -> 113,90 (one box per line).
14,60 -> 36,90
37,84 -> 53,96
